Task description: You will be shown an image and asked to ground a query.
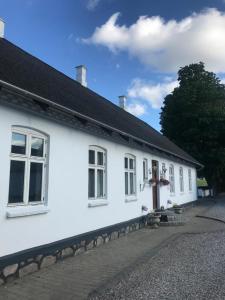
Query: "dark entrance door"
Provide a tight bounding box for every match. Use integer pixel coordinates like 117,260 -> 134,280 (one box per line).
152,160 -> 158,209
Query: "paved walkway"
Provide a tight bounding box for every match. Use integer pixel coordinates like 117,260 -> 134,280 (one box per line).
0,198 -> 224,300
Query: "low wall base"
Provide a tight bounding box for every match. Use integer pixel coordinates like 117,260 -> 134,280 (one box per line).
0,216 -> 147,284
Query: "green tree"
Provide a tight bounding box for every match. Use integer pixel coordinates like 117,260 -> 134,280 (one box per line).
160,62 -> 225,192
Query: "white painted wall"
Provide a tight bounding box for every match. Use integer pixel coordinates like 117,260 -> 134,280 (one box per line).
0,104 -> 197,257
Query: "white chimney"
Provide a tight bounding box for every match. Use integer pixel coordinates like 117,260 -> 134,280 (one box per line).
0,18 -> 5,38
119,95 -> 126,109
76,65 -> 87,87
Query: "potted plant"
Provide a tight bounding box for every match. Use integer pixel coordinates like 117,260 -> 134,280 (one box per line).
173,204 -> 183,214
159,178 -> 170,186
149,178 -> 160,186
147,212 -> 161,228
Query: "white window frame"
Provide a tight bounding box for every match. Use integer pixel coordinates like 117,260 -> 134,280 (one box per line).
188,168 -> 192,191
124,154 -> 136,197
143,158 -> 148,181
8,127 -> 48,206
88,146 -> 107,200
179,166 -> 184,192
169,164 -> 175,194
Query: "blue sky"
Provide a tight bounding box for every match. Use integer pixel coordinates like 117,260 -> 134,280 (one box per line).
1,0 -> 225,131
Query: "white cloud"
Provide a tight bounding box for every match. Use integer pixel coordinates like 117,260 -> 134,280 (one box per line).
128,78 -> 178,109
84,9 -> 225,72
220,77 -> 225,84
67,33 -> 74,40
86,0 -> 101,11
126,102 -> 146,116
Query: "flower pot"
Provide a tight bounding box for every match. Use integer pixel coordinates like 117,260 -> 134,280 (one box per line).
174,207 -> 183,214
147,214 -> 161,228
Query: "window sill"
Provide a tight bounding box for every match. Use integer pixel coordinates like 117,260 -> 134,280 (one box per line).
125,197 -> 137,203
88,200 -> 108,208
6,206 -> 49,218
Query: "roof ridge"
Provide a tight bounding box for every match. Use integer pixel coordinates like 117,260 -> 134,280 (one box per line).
2,38 -> 159,130
2,38 -> 170,136
0,38 -> 200,166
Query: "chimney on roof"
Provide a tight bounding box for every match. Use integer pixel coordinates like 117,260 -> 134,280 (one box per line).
119,95 -> 126,110
0,18 -> 5,38
76,65 -> 87,87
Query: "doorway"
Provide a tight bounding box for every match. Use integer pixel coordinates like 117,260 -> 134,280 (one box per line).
152,160 -> 159,209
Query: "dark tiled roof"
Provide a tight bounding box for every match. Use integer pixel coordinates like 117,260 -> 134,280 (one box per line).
0,38 -> 200,165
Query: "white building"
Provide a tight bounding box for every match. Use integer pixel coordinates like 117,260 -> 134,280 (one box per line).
0,21 -> 201,280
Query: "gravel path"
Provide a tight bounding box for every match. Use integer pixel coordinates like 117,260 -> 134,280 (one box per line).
200,199 -> 225,222
90,230 -> 225,300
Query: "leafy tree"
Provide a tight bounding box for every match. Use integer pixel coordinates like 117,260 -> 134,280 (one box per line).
160,62 -> 225,193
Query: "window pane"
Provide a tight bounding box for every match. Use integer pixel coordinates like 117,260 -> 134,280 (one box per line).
143,161 -> 145,180
125,172 -> 128,195
125,157 -> 128,169
97,169 -> 104,197
170,180 -> 174,193
130,173 -> 134,194
11,133 -> 26,155
89,150 -> 95,164
88,168 -> 95,197
97,152 -> 104,166
143,160 -> 147,180
129,158 -> 134,170
180,167 -> 183,176
8,160 -> 25,203
29,162 -> 43,202
189,170 -> 192,191
31,137 -> 44,157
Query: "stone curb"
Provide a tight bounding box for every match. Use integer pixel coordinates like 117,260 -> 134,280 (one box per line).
196,215 -> 225,224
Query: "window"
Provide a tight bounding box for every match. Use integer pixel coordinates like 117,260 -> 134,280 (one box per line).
179,167 -> 184,192
88,146 -> 106,199
161,162 -> 166,179
8,128 -> 48,205
188,169 -> 192,191
125,154 -> 136,196
169,164 -> 175,194
143,158 -> 148,181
